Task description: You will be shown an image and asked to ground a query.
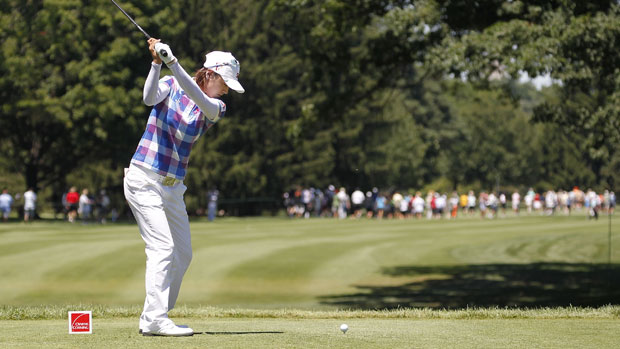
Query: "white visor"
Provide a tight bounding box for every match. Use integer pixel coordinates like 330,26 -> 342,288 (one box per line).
203,51 -> 245,93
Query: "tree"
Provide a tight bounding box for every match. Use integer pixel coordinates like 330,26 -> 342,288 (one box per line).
426,0 -> 619,188
0,0 -> 168,191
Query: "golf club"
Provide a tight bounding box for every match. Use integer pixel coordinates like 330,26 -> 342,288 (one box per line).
109,0 -> 168,57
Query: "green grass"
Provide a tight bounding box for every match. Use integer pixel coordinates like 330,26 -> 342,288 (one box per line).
2,317 -> 620,348
0,213 -> 618,347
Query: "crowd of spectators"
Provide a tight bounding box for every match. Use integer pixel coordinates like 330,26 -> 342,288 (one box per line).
0,184 -> 616,222
0,187 -> 37,223
282,186 -> 616,220
0,186 -> 117,224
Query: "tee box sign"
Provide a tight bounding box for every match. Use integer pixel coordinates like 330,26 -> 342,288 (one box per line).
68,311 -> 92,334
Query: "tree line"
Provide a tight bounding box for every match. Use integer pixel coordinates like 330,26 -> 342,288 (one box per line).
0,0 -> 617,215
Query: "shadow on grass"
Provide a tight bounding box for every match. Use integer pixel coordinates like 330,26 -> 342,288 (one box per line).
320,263 -> 620,309
197,331 -> 284,335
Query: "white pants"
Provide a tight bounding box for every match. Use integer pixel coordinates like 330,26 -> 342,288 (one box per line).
123,164 -> 192,331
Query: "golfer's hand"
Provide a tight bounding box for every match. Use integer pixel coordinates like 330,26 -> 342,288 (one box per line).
148,38 -> 162,64
154,42 -> 177,65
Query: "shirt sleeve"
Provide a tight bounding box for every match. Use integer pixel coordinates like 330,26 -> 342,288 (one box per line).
166,61 -> 224,122
143,62 -> 171,106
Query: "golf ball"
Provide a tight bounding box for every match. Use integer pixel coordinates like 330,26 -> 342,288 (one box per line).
340,323 -> 348,333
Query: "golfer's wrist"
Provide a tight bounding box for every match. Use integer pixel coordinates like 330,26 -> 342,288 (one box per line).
164,58 -> 178,66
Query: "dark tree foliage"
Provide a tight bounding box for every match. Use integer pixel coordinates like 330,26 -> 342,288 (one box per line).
0,0 -> 616,214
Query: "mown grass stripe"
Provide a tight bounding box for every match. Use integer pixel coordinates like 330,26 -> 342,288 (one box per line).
0,215 -> 616,310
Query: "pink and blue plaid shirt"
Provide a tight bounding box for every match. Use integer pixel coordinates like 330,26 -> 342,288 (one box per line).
131,76 -> 225,180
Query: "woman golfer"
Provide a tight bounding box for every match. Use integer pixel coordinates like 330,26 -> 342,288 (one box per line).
124,38 -> 244,336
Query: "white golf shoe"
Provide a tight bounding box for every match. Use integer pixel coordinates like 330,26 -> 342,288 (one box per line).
142,323 -> 194,337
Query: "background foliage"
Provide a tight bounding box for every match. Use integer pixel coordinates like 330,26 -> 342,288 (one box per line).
0,0 -> 617,215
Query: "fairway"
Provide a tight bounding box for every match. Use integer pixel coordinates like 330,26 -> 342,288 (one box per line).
0,214 -> 617,309
1,214 -> 619,347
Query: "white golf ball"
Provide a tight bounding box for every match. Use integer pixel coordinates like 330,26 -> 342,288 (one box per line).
340,323 -> 348,333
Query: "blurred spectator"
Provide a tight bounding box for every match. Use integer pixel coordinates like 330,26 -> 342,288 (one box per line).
66,186 -> 79,223
302,187 -> 313,218
412,192 -> 424,219
425,191 -> 434,219
392,191 -> 404,219
313,188 -> 323,217
399,193 -> 411,219
110,208 -> 119,223
435,192 -> 446,219
533,192 -> 542,212
459,192 -> 468,213
61,191 -> 68,220
385,194 -> 395,219
0,189 -> 13,222
336,187 -> 350,219
207,188 -> 219,222
487,192 -> 498,219
499,192 -> 507,216
467,191 -> 476,215
23,188 -> 37,222
479,191 -> 488,219
573,186 -> 585,209
449,192 -> 459,219
351,188 -> 365,219
545,190 -> 557,216
293,187 -> 304,218
603,190 -> 611,214
558,190 -> 569,214
511,190 -> 520,215
97,190 -> 111,224
525,188 -> 535,214
586,189 -> 600,220
364,191 -> 375,218
283,192 -> 294,218
79,189 -> 94,223
375,193 -> 386,219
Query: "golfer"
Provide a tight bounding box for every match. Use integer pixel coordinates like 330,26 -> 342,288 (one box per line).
124,38 -> 244,336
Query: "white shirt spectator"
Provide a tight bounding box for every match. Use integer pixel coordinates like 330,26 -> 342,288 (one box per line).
302,188 -> 312,205
467,193 -> 476,207
449,195 -> 459,209
586,190 -> 598,207
351,190 -> 365,206
336,189 -> 349,204
512,191 -> 520,210
392,192 -> 403,209
488,193 -> 498,207
413,196 -> 425,213
400,196 -> 410,212
436,194 -> 446,210
545,191 -> 557,208
79,193 -> 92,214
336,188 -> 349,219
0,192 -> 13,208
23,190 -> 37,211
525,192 -> 534,207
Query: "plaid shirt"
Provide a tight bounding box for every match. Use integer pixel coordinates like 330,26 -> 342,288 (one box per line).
131,76 -> 225,180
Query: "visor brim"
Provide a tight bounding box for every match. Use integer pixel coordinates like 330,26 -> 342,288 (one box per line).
224,79 -> 245,94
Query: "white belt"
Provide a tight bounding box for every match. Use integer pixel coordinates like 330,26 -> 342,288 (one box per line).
128,164 -> 181,187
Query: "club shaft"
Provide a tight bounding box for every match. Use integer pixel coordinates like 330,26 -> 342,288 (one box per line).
109,0 -> 151,39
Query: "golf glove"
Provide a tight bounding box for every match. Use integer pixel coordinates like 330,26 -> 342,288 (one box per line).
155,42 -> 176,64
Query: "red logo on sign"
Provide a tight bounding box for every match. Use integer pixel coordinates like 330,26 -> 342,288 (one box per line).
69,311 -> 92,334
